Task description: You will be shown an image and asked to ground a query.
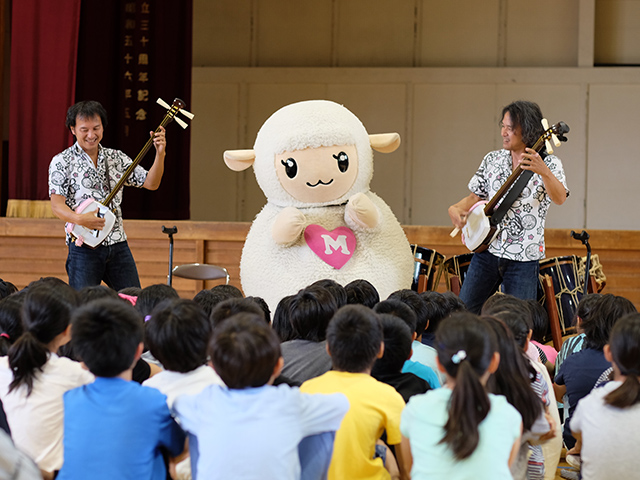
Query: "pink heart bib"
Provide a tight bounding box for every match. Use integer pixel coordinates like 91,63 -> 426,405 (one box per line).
304,224 -> 356,269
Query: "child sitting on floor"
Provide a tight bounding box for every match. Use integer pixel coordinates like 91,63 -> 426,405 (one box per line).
570,312 -> 640,479
301,305 -> 409,480
172,312 -> 349,480
57,299 -> 185,480
388,289 -> 442,386
0,283 -> 93,475
280,285 -> 336,384
371,313 -> 430,403
554,293 -> 637,449
143,299 -> 225,407
400,312 -> 522,480
375,299 -> 440,389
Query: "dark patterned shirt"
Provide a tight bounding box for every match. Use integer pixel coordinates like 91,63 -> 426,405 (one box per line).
48,142 -> 147,245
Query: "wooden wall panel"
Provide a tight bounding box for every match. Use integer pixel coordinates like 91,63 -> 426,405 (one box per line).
192,0 -> 253,66
419,0 -> 501,67
587,84 -> 640,229
504,0 -> 580,66
335,0 -> 416,67
1,219 -> 637,310
411,84 -> 497,226
595,0 -> 640,65
189,82 -> 241,222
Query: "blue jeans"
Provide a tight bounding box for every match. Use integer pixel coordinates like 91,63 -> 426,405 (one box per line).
459,250 -> 539,314
66,240 -> 141,291
298,432 -> 335,480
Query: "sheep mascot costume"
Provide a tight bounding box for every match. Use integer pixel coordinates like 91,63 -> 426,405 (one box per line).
224,100 -> 414,311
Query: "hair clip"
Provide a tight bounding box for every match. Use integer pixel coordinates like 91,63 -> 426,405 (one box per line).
451,350 -> 467,364
0,332 -> 9,339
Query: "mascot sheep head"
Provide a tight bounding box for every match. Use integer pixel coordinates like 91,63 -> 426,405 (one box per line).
224,100 -> 400,209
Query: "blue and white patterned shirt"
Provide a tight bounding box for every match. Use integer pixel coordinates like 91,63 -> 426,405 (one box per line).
48,142 -> 148,246
468,149 -> 569,261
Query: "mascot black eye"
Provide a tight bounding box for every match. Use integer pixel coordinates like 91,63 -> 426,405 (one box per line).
333,152 -> 349,173
281,158 -> 298,179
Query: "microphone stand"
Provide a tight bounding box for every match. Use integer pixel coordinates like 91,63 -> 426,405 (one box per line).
570,230 -> 591,293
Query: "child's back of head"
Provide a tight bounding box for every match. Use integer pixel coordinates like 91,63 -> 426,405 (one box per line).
326,304 -> 382,373
583,294 -> 637,351
605,313 -> 640,408
71,298 -> 143,377
372,314 -> 413,375
344,279 -> 380,308
245,296 -> 271,324
0,279 -> 17,300
387,289 -> 428,338
526,299 -> 550,344
193,285 -> 243,318
135,284 -> 179,317
78,285 -> 119,304
374,299 -> 417,336
210,297 -> 265,328
419,291 -> 449,336
145,299 -> 212,373
572,293 -> 602,330
289,286 -> 337,342
0,293 -> 25,356
482,294 -> 533,348
272,294 -> 296,342
209,312 -> 281,389
309,279 -> 347,309
8,283 -> 78,394
210,284 -> 244,299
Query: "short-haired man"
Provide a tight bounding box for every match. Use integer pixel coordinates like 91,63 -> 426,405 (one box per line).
49,100 -> 166,291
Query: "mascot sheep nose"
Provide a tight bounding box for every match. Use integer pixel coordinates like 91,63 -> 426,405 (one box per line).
224,100 -> 414,312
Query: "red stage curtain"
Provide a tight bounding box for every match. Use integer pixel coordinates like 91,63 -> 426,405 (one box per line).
8,0 -> 81,203
75,0 -> 193,220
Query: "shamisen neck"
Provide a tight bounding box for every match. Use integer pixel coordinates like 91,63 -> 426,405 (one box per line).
509,147 -> 527,171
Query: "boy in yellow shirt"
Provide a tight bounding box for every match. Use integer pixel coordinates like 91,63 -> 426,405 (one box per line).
301,305 -> 409,480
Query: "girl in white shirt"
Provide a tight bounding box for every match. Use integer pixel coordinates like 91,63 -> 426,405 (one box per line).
0,282 -> 93,473
571,312 -> 640,479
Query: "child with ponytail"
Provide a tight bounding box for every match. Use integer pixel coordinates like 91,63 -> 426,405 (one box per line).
570,312 -> 640,479
0,283 -> 94,474
400,312 -> 522,479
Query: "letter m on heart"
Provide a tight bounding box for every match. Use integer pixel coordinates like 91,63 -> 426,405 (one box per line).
321,234 -> 351,255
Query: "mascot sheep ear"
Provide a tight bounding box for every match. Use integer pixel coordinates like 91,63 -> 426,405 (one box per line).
369,133 -> 401,153
224,149 -> 256,172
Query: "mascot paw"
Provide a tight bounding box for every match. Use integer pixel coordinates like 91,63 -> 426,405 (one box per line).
345,192 -> 380,229
272,206 -> 307,244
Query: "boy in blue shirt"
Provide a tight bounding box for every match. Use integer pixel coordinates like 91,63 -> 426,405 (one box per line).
172,312 -> 349,480
58,299 -> 185,480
